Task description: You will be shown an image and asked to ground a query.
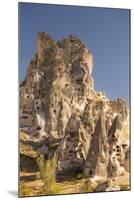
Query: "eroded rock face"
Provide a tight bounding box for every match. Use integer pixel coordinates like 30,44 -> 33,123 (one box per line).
84,113 -> 109,177
20,32 -> 129,178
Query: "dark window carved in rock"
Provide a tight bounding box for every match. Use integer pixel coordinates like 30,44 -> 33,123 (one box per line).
80,153 -> 83,158
36,126 -> 41,130
22,116 -> 28,119
89,170 -> 93,176
66,137 -> 71,142
69,150 -> 74,154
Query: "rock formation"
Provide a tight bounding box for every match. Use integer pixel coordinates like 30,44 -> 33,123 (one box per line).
20,32 -> 130,180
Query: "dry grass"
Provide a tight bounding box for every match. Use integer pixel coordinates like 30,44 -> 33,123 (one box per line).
120,184 -> 130,191
80,179 -> 95,193
19,175 -> 96,197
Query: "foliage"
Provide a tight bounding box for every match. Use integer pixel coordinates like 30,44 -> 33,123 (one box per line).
19,185 -> 34,197
37,153 -> 59,194
76,173 -> 84,180
120,184 -> 130,191
81,179 -> 95,193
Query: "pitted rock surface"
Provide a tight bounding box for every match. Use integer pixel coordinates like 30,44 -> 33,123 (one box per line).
20,32 -> 129,177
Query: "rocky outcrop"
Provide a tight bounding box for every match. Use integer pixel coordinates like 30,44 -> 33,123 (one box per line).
94,180 -> 120,192
84,113 -> 109,177
20,32 -> 130,179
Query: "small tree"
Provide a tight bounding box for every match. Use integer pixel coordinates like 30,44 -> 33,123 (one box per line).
38,152 -> 58,194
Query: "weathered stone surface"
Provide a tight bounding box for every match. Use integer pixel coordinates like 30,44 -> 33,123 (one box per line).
20,32 -> 130,179
95,181 -> 120,192
84,113 -> 109,177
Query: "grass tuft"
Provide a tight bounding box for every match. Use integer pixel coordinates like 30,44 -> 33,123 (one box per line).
80,179 -> 95,193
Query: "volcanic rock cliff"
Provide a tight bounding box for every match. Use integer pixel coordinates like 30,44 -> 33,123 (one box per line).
20,32 -> 130,179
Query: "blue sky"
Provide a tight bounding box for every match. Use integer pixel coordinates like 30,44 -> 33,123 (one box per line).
19,3 -> 130,103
